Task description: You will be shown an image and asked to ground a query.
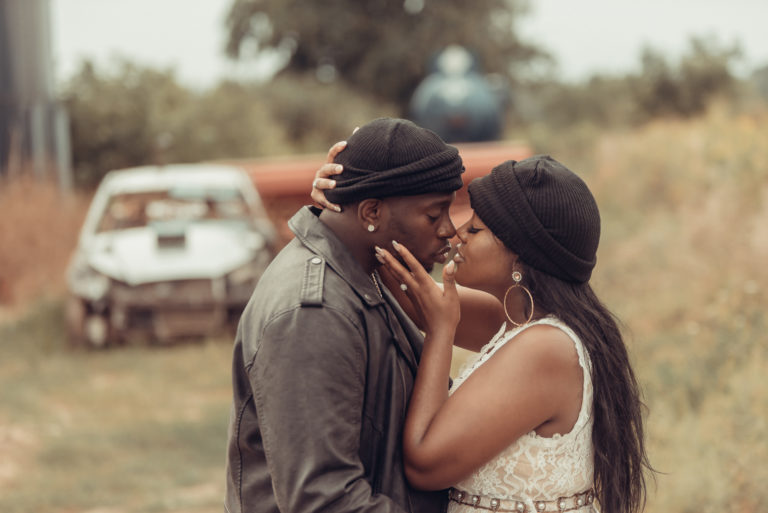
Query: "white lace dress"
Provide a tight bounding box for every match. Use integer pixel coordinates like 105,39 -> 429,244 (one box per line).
447,317 -> 597,513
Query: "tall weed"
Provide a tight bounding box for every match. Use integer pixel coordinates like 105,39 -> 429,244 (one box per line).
585,104 -> 768,511
0,177 -> 88,320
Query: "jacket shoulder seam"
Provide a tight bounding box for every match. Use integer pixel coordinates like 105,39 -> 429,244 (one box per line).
244,303 -> 365,372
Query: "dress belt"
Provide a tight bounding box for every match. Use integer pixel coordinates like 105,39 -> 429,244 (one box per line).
448,488 -> 594,513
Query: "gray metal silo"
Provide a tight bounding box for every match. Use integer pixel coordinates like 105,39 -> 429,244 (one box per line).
0,0 -> 71,188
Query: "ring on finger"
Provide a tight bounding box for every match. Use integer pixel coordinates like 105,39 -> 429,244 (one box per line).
400,283 -> 408,292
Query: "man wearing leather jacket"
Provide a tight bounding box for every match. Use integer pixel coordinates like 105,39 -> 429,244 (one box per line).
224,118 -> 464,512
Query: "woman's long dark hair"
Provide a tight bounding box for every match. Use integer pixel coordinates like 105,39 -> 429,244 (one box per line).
522,264 -> 652,513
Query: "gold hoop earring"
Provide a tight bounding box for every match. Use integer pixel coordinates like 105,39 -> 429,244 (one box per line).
503,270 -> 534,327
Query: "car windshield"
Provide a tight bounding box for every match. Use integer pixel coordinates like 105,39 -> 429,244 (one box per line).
96,187 -> 251,233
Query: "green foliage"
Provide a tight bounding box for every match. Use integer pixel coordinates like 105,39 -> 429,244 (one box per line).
509,35 -> 748,143
159,79 -> 289,163
256,72 -> 397,151
61,60 -> 286,188
511,76 -> 635,160
224,0 -> 546,111
629,37 -> 741,120
60,60 -> 394,189
61,60 -> 189,187
526,76 -> 636,128
59,31 -> 759,190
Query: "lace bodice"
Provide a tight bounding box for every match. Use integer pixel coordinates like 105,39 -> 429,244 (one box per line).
448,317 -> 595,513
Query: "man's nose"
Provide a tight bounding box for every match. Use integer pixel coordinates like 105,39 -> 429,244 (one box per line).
437,216 -> 456,239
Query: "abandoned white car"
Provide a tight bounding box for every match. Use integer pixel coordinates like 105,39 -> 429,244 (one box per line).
65,164 -> 277,347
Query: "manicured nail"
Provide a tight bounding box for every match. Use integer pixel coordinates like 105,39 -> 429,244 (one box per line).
335,165 -> 343,172
334,206 -> 342,212
374,246 -> 383,254
375,254 -> 385,264
391,240 -> 400,250
337,140 -> 347,147
329,180 -> 336,187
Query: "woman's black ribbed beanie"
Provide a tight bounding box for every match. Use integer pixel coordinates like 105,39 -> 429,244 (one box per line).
468,155 -> 601,283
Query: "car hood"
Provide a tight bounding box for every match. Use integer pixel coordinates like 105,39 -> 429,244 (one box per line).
83,223 -> 266,285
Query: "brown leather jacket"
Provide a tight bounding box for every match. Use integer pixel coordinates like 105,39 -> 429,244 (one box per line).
225,206 -> 447,513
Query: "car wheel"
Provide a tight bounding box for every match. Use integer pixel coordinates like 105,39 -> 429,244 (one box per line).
83,313 -> 110,348
65,297 -> 113,349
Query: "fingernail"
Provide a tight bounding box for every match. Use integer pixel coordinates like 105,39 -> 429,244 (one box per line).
329,180 -> 336,187
374,246 -> 383,254
338,140 -> 347,147
375,254 -> 385,264
335,165 -> 343,172
334,206 -> 342,212
445,260 -> 455,274
391,240 -> 400,250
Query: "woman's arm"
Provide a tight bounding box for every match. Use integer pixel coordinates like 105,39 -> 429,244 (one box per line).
451,285 -> 504,352
378,243 -> 583,491
403,325 -> 583,490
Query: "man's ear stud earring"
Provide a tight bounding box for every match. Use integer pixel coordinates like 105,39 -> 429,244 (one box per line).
368,224 -> 376,232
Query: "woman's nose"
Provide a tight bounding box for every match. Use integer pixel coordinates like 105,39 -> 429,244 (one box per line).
455,223 -> 468,243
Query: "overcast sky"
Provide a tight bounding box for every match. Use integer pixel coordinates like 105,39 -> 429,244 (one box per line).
51,0 -> 768,89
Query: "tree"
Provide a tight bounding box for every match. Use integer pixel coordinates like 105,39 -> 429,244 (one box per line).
60,58 -> 394,188
60,60 -> 287,188
630,37 -> 740,119
224,0 -> 545,111
61,60 -> 190,187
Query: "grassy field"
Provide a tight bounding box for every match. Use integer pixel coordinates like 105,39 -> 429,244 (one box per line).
1,104 -> 767,512
586,104 -> 768,512
0,301 -> 233,513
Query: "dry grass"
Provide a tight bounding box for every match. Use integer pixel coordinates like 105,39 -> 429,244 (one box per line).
585,104 -> 768,512
0,177 -> 89,321
1,103 -> 767,512
0,300 -> 233,513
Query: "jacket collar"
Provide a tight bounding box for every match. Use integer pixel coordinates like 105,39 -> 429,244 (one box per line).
289,206 -> 421,373
288,206 -> 384,307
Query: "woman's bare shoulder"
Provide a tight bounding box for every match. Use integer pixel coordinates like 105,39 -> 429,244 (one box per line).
496,322 -> 580,371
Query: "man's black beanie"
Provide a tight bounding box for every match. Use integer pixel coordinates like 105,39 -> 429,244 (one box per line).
468,155 -> 601,283
324,118 -> 464,204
